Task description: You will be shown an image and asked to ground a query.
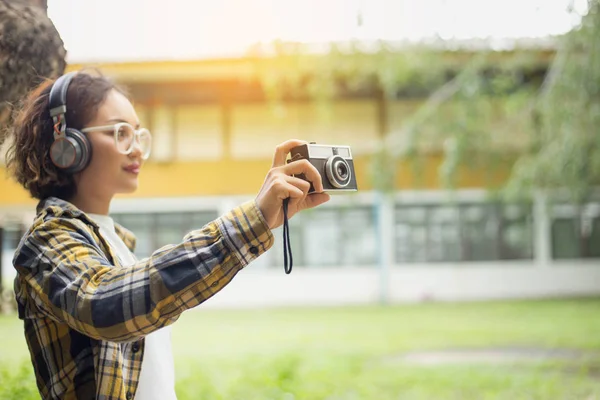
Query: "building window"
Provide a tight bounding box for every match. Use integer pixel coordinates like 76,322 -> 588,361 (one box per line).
551,202 -> 600,259
113,211 -> 218,259
268,206 -> 377,268
1,226 -> 23,252
395,202 -> 533,263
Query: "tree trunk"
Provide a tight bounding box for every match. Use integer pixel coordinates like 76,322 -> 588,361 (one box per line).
0,0 -> 66,144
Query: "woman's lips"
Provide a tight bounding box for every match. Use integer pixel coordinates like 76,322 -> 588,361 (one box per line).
123,164 -> 140,174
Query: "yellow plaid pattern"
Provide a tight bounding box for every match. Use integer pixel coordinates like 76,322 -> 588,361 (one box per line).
13,197 -> 274,400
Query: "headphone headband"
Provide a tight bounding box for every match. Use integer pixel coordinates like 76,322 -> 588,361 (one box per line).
48,72 -> 77,120
47,71 -> 92,173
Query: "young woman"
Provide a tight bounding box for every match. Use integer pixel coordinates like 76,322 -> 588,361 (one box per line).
6,70 -> 330,400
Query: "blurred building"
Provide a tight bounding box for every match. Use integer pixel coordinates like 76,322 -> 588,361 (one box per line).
1,40 -> 599,307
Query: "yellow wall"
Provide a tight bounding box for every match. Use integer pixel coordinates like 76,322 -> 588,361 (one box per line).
1,54 -> 533,207
230,101 -> 380,159
175,105 -> 223,160
0,97 -> 514,207
0,154 -> 510,206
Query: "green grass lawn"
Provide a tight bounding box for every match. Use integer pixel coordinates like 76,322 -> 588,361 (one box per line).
1,298 -> 599,399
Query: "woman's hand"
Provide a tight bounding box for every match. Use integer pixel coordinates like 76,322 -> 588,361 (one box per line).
255,139 -> 331,230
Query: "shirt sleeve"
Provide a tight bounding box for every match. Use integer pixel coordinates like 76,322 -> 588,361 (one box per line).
13,200 -> 273,343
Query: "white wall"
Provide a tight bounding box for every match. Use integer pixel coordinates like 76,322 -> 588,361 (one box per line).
4,250 -> 599,307
196,261 -> 600,309
1,252 -> 14,290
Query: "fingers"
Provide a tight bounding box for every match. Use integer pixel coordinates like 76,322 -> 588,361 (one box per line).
277,176 -> 329,212
284,175 -> 311,208
274,176 -> 310,200
304,192 -> 331,210
281,159 -> 324,193
273,175 -> 310,203
271,139 -> 308,168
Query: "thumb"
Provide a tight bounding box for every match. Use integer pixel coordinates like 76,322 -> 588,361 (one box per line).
302,192 -> 331,210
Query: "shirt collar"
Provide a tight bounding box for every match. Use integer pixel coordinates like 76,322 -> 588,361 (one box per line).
35,196 -> 137,252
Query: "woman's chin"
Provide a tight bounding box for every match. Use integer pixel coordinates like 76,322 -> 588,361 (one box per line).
118,180 -> 139,194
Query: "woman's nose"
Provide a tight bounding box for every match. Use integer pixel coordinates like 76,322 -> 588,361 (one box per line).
129,137 -> 143,158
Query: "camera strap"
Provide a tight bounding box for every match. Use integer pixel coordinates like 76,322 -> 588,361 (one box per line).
282,197 -> 293,274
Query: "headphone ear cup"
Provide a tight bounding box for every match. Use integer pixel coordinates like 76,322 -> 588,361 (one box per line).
65,128 -> 92,173
49,128 -> 91,173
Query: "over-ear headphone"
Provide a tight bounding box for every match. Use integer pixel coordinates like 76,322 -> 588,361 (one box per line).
48,72 -> 92,173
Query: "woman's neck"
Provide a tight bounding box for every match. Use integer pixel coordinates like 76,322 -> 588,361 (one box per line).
68,191 -> 113,215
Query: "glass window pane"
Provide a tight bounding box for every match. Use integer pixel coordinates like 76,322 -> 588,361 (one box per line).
551,218 -> 580,259
1,228 -> 22,252
395,221 -> 412,263
189,211 -> 219,232
340,207 -> 376,266
411,224 -> 428,262
460,204 -> 499,261
396,202 -> 533,263
114,214 -> 153,259
395,206 -> 427,263
499,204 -> 533,260
155,213 -> 187,248
113,210 -> 219,260
427,206 -> 460,262
550,201 -> 600,259
588,217 -> 600,258
303,209 -> 340,266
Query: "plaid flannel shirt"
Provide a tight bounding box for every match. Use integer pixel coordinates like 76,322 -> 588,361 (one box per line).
13,196 -> 274,400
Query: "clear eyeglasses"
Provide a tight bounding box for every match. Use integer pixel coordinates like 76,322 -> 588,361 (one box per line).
81,122 -> 152,160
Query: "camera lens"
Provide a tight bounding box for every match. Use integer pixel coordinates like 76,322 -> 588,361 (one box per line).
335,162 -> 348,180
325,155 -> 351,188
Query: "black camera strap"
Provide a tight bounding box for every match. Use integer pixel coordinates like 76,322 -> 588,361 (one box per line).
282,197 -> 293,274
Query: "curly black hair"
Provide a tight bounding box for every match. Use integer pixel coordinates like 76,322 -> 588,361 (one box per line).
5,71 -> 128,200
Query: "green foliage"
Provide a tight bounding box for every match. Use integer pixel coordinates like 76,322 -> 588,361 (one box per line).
171,299 -> 600,399
2,300 -> 600,399
1,352 -> 598,400
0,362 -> 38,400
251,39 -> 445,101
172,354 -> 600,400
505,0 -> 600,203
251,3 -> 600,202
369,146 -> 397,193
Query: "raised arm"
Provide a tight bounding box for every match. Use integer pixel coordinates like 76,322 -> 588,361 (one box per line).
14,200 -> 273,343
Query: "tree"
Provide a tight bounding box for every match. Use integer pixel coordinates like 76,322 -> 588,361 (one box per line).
0,0 -> 65,307
250,1 -> 599,204
249,39 -> 542,193
0,0 -> 66,145
504,0 -> 600,203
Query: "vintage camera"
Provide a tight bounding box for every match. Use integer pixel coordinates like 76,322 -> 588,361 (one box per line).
288,143 -> 358,193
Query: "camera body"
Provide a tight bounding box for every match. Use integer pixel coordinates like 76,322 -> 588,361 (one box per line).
288,143 -> 358,193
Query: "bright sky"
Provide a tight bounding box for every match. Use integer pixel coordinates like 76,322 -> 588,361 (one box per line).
48,0 -> 586,63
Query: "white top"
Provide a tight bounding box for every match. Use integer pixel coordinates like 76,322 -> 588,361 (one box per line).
88,213 -> 177,400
